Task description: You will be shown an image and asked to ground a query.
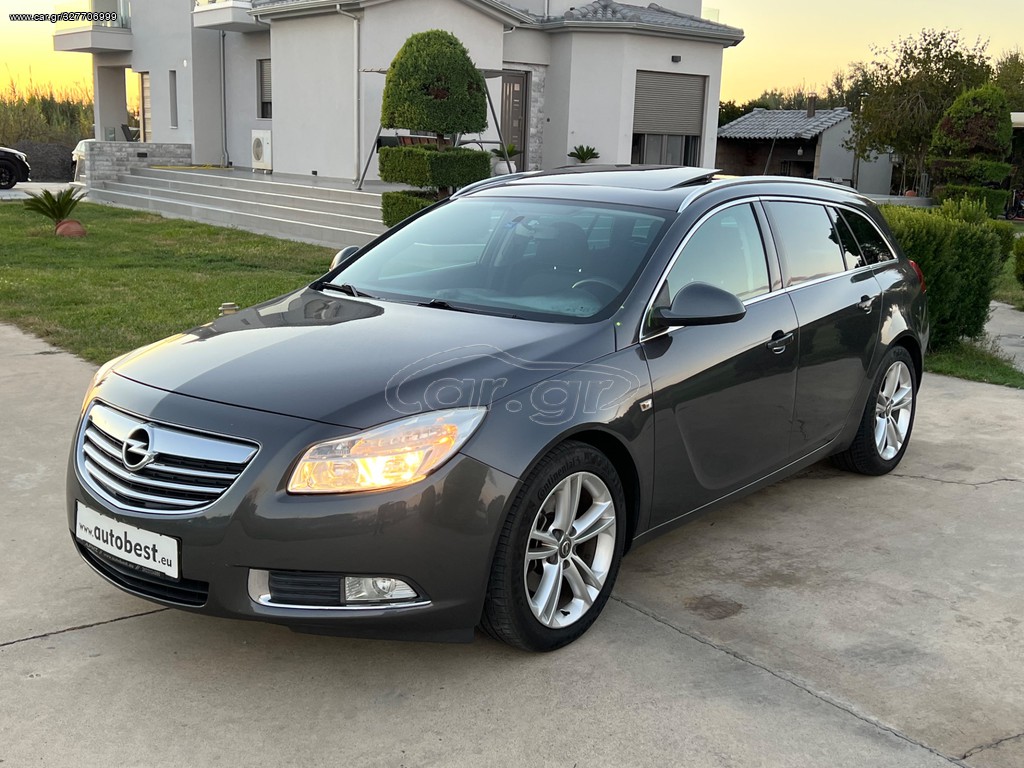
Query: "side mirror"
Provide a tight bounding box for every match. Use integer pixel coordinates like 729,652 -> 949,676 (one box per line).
650,282 -> 746,328
330,245 -> 361,271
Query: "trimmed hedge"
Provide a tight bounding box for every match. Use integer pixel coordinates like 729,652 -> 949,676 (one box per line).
933,184 -> 1010,218
378,145 -> 490,190
881,204 -> 1003,348
1015,236 -> 1024,288
381,190 -> 434,228
928,158 -> 1011,186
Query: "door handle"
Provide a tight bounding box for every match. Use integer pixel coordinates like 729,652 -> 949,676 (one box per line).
858,295 -> 877,313
766,330 -> 794,354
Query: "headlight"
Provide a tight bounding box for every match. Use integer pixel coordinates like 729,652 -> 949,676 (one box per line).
287,408 -> 486,494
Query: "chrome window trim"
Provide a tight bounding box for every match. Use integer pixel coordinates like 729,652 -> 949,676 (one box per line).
643,195 -> 898,343
246,570 -> 432,612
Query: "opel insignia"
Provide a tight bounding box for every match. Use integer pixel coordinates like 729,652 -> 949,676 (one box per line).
68,166 -> 928,651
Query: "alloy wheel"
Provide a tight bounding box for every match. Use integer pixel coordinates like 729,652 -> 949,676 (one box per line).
523,471 -> 617,629
874,360 -> 914,460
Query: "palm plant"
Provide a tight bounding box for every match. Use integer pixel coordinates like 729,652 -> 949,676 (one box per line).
23,187 -> 86,231
568,144 -> 600,163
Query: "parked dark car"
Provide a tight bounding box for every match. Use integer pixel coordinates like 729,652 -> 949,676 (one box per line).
67,167 -> 928,651
0,146 -> 31,189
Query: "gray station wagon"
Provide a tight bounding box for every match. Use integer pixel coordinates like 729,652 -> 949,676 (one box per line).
68,166 -> 928,651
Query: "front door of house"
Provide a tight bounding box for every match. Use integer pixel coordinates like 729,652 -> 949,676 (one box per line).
501,71 -> 529,167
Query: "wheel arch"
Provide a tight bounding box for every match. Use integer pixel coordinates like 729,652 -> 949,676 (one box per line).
890,333 -> 923,387
557,428 -> 642,554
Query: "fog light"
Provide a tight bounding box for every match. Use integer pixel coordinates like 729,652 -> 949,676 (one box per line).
344,576 -> 418,603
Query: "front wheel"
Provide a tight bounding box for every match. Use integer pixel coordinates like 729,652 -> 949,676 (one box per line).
0,160 -> 17,190
482,441 -> 626,651
832,346 -> 917,475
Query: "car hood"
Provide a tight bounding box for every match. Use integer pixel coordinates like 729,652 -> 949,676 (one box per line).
111,288 -> 617,429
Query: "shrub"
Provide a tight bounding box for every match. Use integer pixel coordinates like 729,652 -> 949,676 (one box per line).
379,145 -> 491,189
381,30 -> 487,137
929,85 -> 1013,161
989,220 -> 1018,265
381,190 -> 434,228
1015,236 -> 1024,288
933,184 -> 1010,218
881,204 -> 1002,348
927,158 -> 1011,186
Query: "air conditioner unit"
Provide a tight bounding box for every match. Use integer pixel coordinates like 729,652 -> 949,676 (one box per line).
251,130 -> 272,171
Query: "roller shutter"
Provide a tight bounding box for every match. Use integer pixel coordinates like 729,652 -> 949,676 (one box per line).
633,72 -> 706,135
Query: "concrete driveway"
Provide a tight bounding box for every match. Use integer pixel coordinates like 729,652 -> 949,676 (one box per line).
0,181 -> 80,202
2,323 -> 1022,768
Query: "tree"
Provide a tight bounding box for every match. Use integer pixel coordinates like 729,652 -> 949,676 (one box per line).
378,30 -> 491,226
993,48 -> 1024,111
849,29 -> 992,193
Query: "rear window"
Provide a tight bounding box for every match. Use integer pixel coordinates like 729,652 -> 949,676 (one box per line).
838,209 -> 896,266
764,201 -> 846,286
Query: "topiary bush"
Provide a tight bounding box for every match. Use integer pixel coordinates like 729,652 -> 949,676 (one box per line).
882,204 -> 1003,348
381,30 -> 487,138
381,190 -> 435,227
928,85 -> 1013,216
378,30 -> 491,226
379,145 -> 491,189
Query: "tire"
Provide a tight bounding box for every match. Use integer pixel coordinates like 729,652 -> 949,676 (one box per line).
0,160 -> 17,190
832,346 -> 917,475
482,441 -> 626,651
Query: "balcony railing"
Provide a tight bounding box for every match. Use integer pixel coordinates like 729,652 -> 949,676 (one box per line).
53,0 -> 132,53
192,0 -> 266,32
53,0 -> 131,31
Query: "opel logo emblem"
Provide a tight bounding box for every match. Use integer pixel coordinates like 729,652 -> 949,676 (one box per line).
122,426 -> 156,472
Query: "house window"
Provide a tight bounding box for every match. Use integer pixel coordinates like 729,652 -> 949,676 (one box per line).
631,134 -> 701,166
140,72 -> 152,141
168,70 -> 178,128
258,59 -> 272,119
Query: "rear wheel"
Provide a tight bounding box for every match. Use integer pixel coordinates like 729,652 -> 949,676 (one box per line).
0,160 -> 17,190
482,441 -> 626,651
832,346 -> 917,475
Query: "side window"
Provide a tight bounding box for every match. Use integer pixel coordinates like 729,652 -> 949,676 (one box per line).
662,203 -> 771,304
840,209 -> 896,265
828,207 -> 862,268
765,201 -> 845,286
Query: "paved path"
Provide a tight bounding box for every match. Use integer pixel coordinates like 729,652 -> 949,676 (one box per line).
0,181 -> 81,201
988,301 -> 1024,372
2,324 -> 1023,767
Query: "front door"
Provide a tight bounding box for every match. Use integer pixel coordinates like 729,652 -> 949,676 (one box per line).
643,202 -> 799,528
500,71 -> 529,166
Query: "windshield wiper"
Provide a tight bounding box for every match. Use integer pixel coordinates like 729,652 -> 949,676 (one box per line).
318,282 -> 376,299
417,299 -> 519,318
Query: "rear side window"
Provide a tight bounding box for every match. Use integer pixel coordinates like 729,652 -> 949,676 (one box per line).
839,209 -> 896,265
765,201 -> 846,287
828,208 -> 862,269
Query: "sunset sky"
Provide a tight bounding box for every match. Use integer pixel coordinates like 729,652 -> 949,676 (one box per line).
0,0 -> 1020,103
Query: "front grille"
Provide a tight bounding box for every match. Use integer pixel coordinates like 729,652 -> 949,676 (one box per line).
268,570 -> 343,606
78,541 -> 209,607
78,402 -> 257,514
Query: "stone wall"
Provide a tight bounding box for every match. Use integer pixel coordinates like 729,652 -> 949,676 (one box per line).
82,141 -> 193,185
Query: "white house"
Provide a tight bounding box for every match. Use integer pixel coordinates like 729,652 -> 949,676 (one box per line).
55,0 -> 744,182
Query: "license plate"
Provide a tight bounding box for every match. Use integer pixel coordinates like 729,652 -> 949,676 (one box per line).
75,502 -> 180,579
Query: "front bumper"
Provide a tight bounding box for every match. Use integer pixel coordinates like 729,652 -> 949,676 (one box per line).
66,374 -> 519,642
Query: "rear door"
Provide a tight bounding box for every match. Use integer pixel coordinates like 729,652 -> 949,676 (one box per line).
762,200 -> 883,456
643,202 -> 799,527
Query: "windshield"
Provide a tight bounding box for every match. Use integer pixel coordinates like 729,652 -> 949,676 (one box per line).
329,197 -> 672,322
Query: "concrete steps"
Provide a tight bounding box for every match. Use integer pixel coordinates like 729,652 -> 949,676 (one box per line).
88,167 -> 386,248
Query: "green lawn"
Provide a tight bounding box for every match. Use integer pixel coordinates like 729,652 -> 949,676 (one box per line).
0,202 -> 334,363
992,243 -> 1024,311
925,338 -> 1024,389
